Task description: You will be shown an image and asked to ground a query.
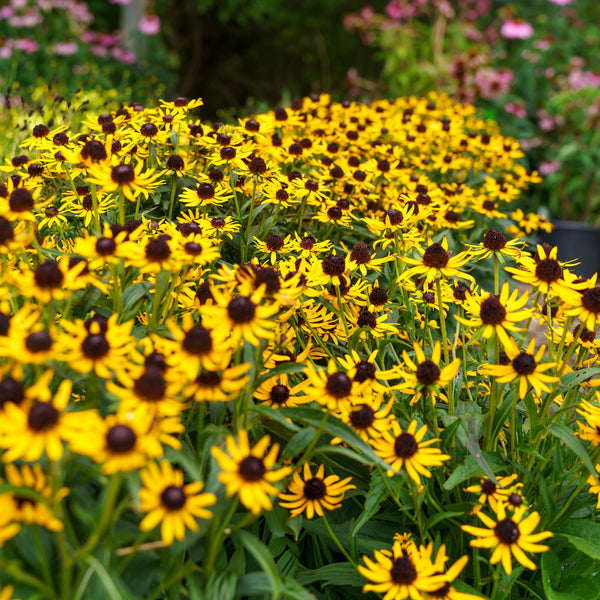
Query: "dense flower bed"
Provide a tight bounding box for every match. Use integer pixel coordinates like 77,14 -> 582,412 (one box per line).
0,93 -> 598,599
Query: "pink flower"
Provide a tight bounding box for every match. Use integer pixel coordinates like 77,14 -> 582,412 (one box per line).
138,14 -> 160,35
568,69 -> 600,91
500,18 -> 534,40
52,41 -> 78,56
109,0 -> 132,4
13,38 -> 39,53
547,0 -> 572,4
539,160 -> 561,175
504,102 -> 527,119
112,47 -> 136,64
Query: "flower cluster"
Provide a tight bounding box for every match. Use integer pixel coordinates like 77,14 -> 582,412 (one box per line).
0,90 -> 597,599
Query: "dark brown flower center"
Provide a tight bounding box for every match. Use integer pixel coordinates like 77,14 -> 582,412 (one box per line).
269,385 -> 290,405
508,493 -> 523,507
248,157 -> 267,174
82,334 -> 110,358
134,368 -> 166,401
416,359 -> 441,385
357,311 -> 377,328
161,486 -> 186,510
322,254 -> 346,276
350,242 -> 371,264
390,556 -> 417,585
0,216 -> 14,244
535,258 -> 562,283
494,518 -> 520,544
582,288 -> 600,313
422,243 -> 449,268
349,404 -> 375,429
325,372 -> 352,398
111,164 -> 135,184
140,123 -> 158,137
184,242 -> 202,256
81,140 -> 107,162
394,432 -> 418,458
354,361 -> 376,383
28,402 -> 59,431
512,353 -> 536,375
145,237 -> 171,262
483,229 -> 507,251
266,234 -> 284,251
480,295 -> 506,325
481,479 -> 496,495
106,425 -> 136,453
0,377 -> 24,408
227,296 -> 256,323
25,331 -> 52,353
183,326 -> 212,355
239,456 -> 266,481
96,237 -> 117,256
9,188 -> 34,212
34,261 -> 64,289
166,154 -> 185,170
197,183 -> 215,199
303,477 -> 327,500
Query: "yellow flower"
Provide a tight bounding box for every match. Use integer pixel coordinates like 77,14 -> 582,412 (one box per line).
139,461 -> 216,546
279,463 -> 356,519
462,503 -> 552,574
211,430 -> 291,515
370,420 -> 450,483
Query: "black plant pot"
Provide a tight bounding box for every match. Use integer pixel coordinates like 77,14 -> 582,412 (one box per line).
537,220 -> 600,280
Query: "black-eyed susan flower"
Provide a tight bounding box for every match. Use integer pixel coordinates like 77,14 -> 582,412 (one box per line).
358,534 -> 447,600
479,339 -> 558,399
402,237 -> 474,285
303,359 -> 358,411
87,160 -> 164,202
419,542 -> 481,600
463,474 -> 520,514
165,313 -> 231,377
335,394 -> 394,443
139,460 -> 216,546
370,420 -> 450,483
254,373 -> 311,408
394,341 -> 460,406
59,314 -> 138,383
211,430 -> 291,515
279,463 -> 356,519
457,282 -> 531,354
576,397 -> 600,446
70,407 -> 181,475
469,228 -> 524,263
565,281 -> 600,331
0,463 -> 68,531
184,363 -> 251,403
505,244 -> 584,303
345,241 -> 392,277
205,286 -> 279,347
462,503 -> 552,574
0,379 -> 90,463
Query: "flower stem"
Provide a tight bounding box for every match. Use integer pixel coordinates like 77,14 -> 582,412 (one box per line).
322,512 -> 357,568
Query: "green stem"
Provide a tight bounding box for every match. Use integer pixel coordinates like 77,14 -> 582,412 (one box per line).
297,411 -> 330,468
484,335 -> 500,452
375,464 -> 402,509
321,512 -> 357,568
411,481 -> 425,541
202,498 -> 239,582
69,474 -> 123,563
167,175 -> 177,220
0,556 -> 58,599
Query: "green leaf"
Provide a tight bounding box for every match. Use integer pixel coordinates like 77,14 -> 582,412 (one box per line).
296,563 -> 364,587
282,428 -> 315,461
555,369 -> 600,395
254,362 -> 306,386
547,422 -> 599,484
554,519 -> 600,560
443,452 -> 505,490
350,470 -> 388,539
541,551 -> 561,593
82,556 -> 136,600
234,530 -> 282,600
121,281 -> 151,314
